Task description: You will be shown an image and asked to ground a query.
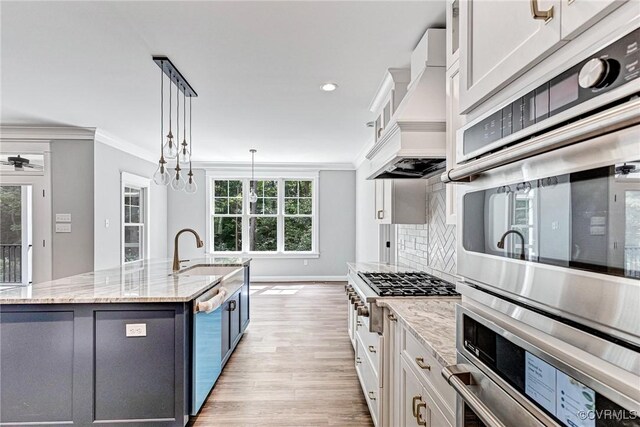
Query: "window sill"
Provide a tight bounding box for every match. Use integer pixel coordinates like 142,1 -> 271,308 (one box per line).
208,252 -> 320,259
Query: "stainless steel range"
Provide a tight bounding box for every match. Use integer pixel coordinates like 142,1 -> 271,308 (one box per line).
346,267 -> 459,335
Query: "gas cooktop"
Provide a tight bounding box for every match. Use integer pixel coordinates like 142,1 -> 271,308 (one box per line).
358,272 -> 459,297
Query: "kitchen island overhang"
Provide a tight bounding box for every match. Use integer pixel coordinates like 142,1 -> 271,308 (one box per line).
0,257 -> 251,427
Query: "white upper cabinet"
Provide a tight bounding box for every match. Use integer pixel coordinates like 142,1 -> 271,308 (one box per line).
459,0 -> 563,113
374,179 -> 427,225
561,0 -> 628,40
446,0 -> 460,69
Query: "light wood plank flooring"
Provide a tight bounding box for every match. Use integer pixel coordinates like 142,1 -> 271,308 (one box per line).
189,282 -> 373,427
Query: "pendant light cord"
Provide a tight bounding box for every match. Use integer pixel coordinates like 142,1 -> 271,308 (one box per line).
175,82 -> 180,171
189,96 -> 193,174
160,61 -> 164,160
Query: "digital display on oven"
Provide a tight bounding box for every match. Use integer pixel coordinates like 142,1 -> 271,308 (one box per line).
525,352 -> 596,427
550,73 -> 580,113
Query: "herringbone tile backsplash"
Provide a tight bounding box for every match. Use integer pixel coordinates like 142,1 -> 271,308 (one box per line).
397,177 -> 456,275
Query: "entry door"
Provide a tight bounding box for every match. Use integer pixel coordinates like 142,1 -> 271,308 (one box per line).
0,185 -> 33,285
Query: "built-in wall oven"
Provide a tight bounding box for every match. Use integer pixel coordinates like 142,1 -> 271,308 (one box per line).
442,25 -> 640,427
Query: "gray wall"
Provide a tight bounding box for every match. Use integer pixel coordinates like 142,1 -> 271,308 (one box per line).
93,142 -> 168,270
51,140 -> 95,279
355,163 -> 379,263
167,170 -> 356,279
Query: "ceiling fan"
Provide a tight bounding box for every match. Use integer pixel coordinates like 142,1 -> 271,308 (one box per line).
0,155 -> 44,171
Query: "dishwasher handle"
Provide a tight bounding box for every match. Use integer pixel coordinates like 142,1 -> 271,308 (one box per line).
441,364 -> 507,427
194,287 -> 228,313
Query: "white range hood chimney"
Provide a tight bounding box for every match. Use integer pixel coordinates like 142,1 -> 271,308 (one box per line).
366,29 -> 446,180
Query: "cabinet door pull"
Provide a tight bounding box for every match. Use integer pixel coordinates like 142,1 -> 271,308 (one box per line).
368,391 -> 376,400
529,0 -> 553,22
368,345 -> 376,353
228,300 -> 237,311
412,395 -> 422,417
377,210 -> 384,219
387,313 -> 397,322
416,357 -> 431,370
416,402 -> 427,426
356,357 -> 362,365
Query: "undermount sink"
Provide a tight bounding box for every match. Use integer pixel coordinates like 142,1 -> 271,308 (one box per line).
176,265 -> 240,277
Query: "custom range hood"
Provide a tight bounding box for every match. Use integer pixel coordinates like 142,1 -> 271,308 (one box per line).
365,29 -> 446,180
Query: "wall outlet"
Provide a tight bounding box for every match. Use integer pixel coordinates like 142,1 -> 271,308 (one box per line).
55,223 -> 71,233
55,213 -> 71,222
303,259 -> 308,266
125,323 -> 147,337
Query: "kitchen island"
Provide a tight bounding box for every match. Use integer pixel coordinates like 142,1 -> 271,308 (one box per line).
0,257 -> 251,427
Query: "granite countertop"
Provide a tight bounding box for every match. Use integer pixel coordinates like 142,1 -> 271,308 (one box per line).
0,256 -> 251,304
377,298 -> 460,367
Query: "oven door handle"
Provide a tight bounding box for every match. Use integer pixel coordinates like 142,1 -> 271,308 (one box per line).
442,364 -> 507,427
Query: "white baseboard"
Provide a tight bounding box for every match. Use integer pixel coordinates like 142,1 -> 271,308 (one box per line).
251,275 -> 347,282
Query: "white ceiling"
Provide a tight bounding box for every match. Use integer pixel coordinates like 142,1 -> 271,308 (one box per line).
1,1 -> 445,164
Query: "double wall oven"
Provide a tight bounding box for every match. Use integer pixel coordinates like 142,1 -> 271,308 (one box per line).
442,26 -> 640,427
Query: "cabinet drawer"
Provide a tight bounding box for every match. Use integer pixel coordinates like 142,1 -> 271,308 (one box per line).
356,339 -> 380,426
401,327 -> 455,417
356,318 -> 382,384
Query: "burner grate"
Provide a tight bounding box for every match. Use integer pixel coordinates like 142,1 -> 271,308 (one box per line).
357,272 -> 459,297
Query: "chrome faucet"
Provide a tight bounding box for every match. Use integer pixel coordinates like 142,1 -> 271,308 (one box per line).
173,228 -> 204,271
497,230 -> 526,260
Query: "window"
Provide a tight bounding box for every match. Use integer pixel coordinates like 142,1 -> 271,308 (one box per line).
212,180 -> 243,251
208,175 -> 317,256
284,180 -> 313,252
121,172 -> 150,264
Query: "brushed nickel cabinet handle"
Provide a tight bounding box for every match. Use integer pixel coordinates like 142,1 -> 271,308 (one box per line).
412,395 -> 422,417
416,357 -> 431,370
368,391 -> 376,400
368,345 -> 376,353
416,402 -> 427,426
530,0 -> 553,22
387,313 -> 397,321
356,357 -> 362,364
356,321 -> 363,327
377,210 -> 384,219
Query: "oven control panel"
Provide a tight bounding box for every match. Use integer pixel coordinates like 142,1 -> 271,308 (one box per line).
462,28 -> 640,160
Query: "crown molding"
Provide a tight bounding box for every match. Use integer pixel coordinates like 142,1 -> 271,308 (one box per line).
365,120 -> 445,160
368,68 -> 412,113
0,125 -> 96,141
94,129 -> 157,164
192,161 -> 355,171
353,138 -> 375,169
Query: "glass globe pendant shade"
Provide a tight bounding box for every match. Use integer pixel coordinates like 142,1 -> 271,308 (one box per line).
185,176 -> 198,194
153,162 -> 170,186
249,190 -> 258,203
179,143 -> 191,168
171,170 -> 186,191
163,132 -> 178,159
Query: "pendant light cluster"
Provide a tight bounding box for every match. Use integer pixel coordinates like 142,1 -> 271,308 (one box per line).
152,57 -> 198,194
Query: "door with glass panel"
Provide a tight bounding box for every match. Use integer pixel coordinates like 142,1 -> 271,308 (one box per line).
0,185 -> 32,285
122,186 -> 145,263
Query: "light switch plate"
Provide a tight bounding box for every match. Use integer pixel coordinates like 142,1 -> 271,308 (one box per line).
56,213 -> 71,222
125,323 -> 147,337
55,223 -> 71,233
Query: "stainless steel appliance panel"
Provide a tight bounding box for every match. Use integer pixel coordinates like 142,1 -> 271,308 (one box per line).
456,124 -> 640,345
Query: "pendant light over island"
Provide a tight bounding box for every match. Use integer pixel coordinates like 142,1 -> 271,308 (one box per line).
153,56 -> 198,194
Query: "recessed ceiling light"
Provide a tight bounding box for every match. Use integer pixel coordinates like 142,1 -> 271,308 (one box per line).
321,83 -> 338,92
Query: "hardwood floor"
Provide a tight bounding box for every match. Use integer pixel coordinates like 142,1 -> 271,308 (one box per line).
189,282 -> 374,427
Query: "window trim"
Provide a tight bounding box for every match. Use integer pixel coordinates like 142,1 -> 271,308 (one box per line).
121,172 -> 151,265
205,170 -> 319,257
